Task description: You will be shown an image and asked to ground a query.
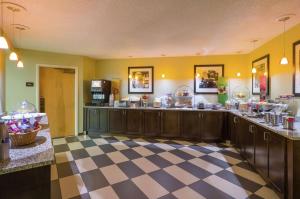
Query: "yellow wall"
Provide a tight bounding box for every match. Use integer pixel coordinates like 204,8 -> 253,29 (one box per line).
96,54 -> 250,103
0,50 -> 4,113
5,49 -> 96,133
248,23 -> 300,99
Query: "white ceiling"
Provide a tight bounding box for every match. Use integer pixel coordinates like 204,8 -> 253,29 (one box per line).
2,0 -> 300,59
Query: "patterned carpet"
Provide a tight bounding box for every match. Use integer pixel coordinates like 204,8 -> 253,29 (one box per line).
51,134 -> 279,199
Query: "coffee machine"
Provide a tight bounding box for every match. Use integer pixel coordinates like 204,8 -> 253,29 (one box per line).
91,80 -> 111,106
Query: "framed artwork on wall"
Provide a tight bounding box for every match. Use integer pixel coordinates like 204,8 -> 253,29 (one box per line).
128,66 -> 154,94
194,64 -> 224,94
293,40 -> 300,96
252,54 -> 270,96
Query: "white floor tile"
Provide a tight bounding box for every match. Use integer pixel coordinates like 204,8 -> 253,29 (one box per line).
189,158 -> 223,174
204,175 -> 251,199
133,146 -> 154,157
132,174 -> 169,199
164,165 -> 199,185
111,142 -> 130,151
100,165 -> 128,185
85,146 -> 104,156
89,186 -> 119,199
107,151 -> 129,164
59,174 -> 87,199
255,186 -> 280,199
55,151 -> 74,164
173,186 -> 206,199
75,157 -> 97,173
53,138 -> 66,145
154,143 -> 176,151
179,146 -> 205,157
93,138 -> 109,145
198,143 -> 220,151
208,152 -> 241,165
227,166 -> 266,185
132,158 -> 160,173
158,151 -> 185,164
68,142 -> 84,151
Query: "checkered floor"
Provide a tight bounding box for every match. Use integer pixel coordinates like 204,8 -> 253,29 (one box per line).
51,134 -> 279,199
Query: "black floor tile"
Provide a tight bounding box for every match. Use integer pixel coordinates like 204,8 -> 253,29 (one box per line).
149,170 -> 185,192
71,149 -> 89,160
169,149 -> 195,160
200,155 -> 232,169
117,161 -> 145,178
51,180 -> 62,199
56,161 -> 79,178
99,144 -> 117,153
81,169 -> 109,191
80,140 -> 97,148
112,180 -> 148,199
92,154 -> 114,168
65,136 -> 80,143
54,144 -> 70,153
177,161 -> 211,179
120,149 -> 142,160
146,154 -> 172,168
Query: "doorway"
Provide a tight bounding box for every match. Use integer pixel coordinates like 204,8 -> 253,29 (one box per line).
37,65 -> 78,138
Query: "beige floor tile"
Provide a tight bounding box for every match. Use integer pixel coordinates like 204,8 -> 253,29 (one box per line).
189,158 -> 223,174
51,164 -> 58,181
255,186 -> 280,199
55,151 -> 74,164
132,158 -> 160,173
89,186 -> 119,199
111,142 -> 130,151
133,146 -> 154,157
85,146 -> 104,156
68,142 -> 84,151
227,166 -> 266,185
158,152 -> 185,164
208,152 -> 241,165
172,186 -> 206,199
75,157 -> 97,173
132,174 -> 169,199
100,165 -> 129,185
77,135 -> 91,141
53,138 -> 66,145
113,135 -> 130,141
164,165 -> 198,185
132,138 -> 149,146
198,143 -> 220,151
154,143 -> 176,151
173,140 -> 193,146
107,151 -> 129,163
93,138 -> 109,145
204,175 -> 251,199
59,174 -> 87,199
179,146 -> 205,157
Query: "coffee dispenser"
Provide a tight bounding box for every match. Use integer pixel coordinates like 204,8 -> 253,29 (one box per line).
91,80 -> 111,106
0,121 -> 9,161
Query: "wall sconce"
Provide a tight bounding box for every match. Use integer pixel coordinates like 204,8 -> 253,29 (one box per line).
196,73 -> 200,78
236,72 -> 241,77
128,74 -> 132,79
161,74 -> 165,78
252,68 -> 257,74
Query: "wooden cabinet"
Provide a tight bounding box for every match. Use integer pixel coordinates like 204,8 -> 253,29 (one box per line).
255,127 -> 268,179
244,123 -> 255,165
84,108 -> 107,135
161,111 -> 180,137
143,110 -> 161,136
181,111 -> 201,139
124,109 -> 143,135
108,109 -> 125,133
201,111 -> 224,141
268,132 -> 286,195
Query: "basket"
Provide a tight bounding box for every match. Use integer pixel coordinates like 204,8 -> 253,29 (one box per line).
9,125 -> 42,146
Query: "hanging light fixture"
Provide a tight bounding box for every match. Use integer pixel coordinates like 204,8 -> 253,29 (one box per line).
14,25 -> 29,68
278,15 -> 291,65
17,60 -> 23,68
8,5 -> 20,61
250,40 -> 258,73
0,0 -> 9,49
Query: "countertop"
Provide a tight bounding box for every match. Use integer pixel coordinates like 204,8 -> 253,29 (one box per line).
0,129 -> 54,175
84,105 -> 300,140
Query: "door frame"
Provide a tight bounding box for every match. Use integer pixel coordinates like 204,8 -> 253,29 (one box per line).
36,64 -> 79,135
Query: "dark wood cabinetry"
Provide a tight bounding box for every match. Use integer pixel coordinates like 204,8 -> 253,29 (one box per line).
124,109 -> 143,135
181,111 -> 200,139
244,123 -> 255,165
255,127 -> 268,179
201,111 -> 224,141
108,109 -> 125,133
84,108 -> 107,135
160,111 -> 180,137
143,110 -> 161,136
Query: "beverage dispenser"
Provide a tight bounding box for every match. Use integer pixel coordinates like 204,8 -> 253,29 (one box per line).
91,80 -> 111,106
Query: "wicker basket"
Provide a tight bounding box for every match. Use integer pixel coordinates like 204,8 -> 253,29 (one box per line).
9,125 -> 42,146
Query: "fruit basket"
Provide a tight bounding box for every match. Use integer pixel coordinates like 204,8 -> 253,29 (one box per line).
1,100 -> 46,146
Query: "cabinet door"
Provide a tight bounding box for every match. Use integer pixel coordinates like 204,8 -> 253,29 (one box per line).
99,109 -> 108,132
228,113 -> 236,145
181,111 -> 201,139
244,123 -> 255,166
143,110 -> 161,136
86,108 -> 100,131
161,111 -> 180,137
268,132 -> 286,194
108,109 -> 124,133
124,109 -> 143,135
255,127 -> 268,179
237,118 -> 248,157
201,112 -> 223,141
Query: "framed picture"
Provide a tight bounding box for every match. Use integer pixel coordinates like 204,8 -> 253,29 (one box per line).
194,64 -> 224,94
128,66 -> 154,94
252,54 -> 270,96
293,40 -> 300,96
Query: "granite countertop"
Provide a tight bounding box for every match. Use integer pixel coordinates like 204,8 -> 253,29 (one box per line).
84,105 -> 300,140
230,111 -> 300,140
0,129 -> 54,175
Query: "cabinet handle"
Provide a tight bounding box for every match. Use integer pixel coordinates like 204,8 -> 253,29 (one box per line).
264,132 -> 269,141
198,113 -> 201,119
158,112 -> 160,117
234,117 -> 238,123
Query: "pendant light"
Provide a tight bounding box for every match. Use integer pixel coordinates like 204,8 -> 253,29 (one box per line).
15,25 -> 28,68
251,40 -> 258,73
0,0 -> 8,49
278,15 -> 290,65
17,60 -> 23,67
8,6 -> 19,61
